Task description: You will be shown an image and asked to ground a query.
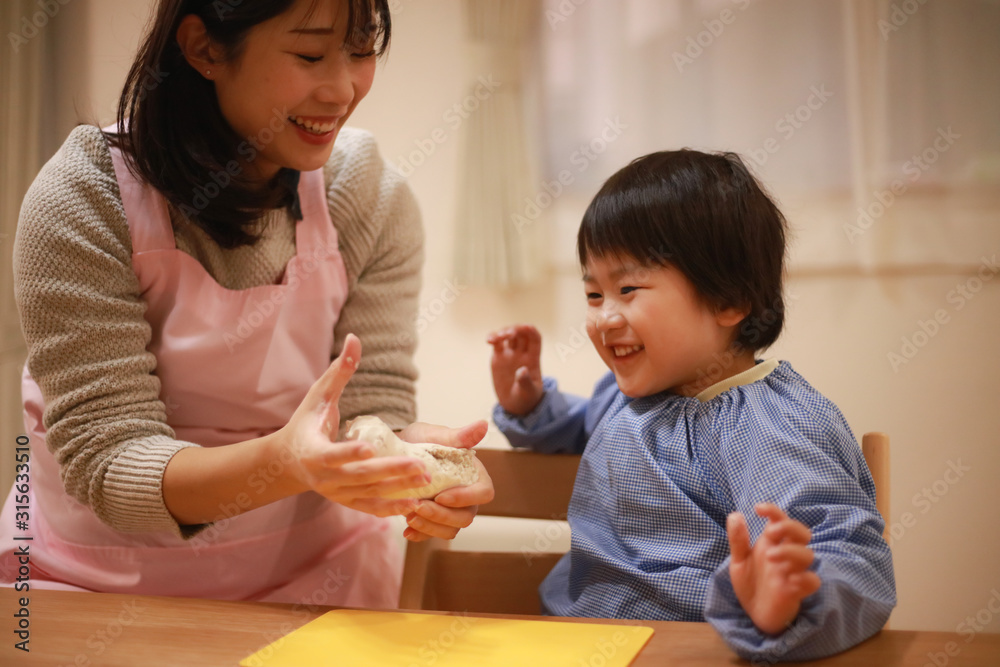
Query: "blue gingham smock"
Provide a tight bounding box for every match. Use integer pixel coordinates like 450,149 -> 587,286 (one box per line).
492,360 -> 896,662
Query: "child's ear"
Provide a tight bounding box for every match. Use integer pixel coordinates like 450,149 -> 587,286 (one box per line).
715,304 -> 750,328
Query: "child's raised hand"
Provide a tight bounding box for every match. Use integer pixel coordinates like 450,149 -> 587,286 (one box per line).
726,502 -> 822,635
487,325 -> 545,416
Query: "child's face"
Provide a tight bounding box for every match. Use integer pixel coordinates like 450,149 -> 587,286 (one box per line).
211,0 -> 376,179
583,254 -> 748,398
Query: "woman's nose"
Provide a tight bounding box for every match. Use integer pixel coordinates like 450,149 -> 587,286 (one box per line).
316,54 -> 355,107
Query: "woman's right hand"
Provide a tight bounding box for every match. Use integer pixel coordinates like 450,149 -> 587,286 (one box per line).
487,324 -> 545,416
276,333 -> 430,517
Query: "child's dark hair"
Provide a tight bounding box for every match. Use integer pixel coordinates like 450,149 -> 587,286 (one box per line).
106,0 -> 391,249
577,150 -> 787,351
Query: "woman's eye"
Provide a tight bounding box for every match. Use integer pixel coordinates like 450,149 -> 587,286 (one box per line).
586,292 -> 601,300
296,54 -> 323,63
620,286 -> 639,295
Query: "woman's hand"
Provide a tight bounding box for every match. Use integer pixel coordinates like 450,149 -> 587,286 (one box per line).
276,334 -> 432,517
396,420 -> 495,541
488,325 -> 545,416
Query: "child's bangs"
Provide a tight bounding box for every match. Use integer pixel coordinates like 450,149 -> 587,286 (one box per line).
577,184 -> 675,269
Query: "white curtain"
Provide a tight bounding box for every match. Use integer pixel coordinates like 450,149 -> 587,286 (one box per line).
453,0 -> 544,286
536,0 -> 1000,271
1,0 -> 45,498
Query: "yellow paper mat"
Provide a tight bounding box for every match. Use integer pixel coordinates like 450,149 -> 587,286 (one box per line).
240,609 -> 654,667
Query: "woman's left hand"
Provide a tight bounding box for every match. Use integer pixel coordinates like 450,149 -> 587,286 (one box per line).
396,420 -> 494,541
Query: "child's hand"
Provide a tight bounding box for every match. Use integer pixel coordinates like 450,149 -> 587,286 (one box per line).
487,325 -> 545,416
727,503 -> 822,635
396,420 -> 494,542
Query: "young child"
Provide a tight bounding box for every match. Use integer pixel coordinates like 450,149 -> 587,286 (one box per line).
488,150 -> 895,662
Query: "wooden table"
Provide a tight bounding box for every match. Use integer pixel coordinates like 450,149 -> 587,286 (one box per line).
2,588 -> 999,666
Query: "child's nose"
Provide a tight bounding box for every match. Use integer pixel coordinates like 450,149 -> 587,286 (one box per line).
596,308 -> 625,332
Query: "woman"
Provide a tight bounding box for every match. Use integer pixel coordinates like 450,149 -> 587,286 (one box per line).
1,0 -> 492,607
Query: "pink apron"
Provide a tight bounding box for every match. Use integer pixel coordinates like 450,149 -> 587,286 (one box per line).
0,141 -> 401,607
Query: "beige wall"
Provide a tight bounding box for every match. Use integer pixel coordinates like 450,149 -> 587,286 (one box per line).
12,0 -> 1000,634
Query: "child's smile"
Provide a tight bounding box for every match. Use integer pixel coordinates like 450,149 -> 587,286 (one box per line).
611,344 -> 644,358
583,254 -> 754,398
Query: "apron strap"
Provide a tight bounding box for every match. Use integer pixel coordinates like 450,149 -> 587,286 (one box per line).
104,132 -> 177,254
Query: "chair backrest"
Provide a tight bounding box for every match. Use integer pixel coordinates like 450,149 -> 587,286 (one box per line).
861,432 -> 891,542
398,448 -> 580,614
400,432 -> 890,613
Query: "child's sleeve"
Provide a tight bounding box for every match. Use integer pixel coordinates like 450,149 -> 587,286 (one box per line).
492,374 -> 616,454
703,416 -> 896,662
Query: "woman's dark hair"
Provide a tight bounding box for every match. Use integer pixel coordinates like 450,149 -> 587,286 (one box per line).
577,150 -> 787,351
106,0 -> 391,248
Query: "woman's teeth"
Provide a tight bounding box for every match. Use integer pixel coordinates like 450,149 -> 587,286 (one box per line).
613,345 -> 643,357
289,116 -> 336,135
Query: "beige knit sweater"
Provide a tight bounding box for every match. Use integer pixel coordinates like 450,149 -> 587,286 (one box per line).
13,124 -> 423,535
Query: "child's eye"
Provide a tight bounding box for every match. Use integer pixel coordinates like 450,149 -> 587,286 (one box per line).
296,54 -> 323,63
586,292 -> 602,301
351,49 -> 376,59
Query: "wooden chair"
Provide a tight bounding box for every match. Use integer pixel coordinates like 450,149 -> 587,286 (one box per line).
398,448 -> 580,614
861,432 -> 891,542
399,433 -> 890,614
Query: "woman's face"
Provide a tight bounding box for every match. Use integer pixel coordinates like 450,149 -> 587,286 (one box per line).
211,0 -> 377,179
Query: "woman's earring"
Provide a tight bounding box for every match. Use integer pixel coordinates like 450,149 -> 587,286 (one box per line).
205,69 -> 212,76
